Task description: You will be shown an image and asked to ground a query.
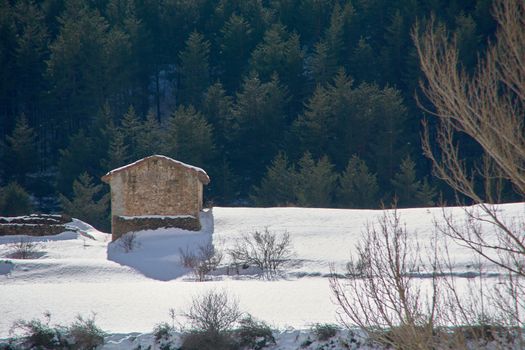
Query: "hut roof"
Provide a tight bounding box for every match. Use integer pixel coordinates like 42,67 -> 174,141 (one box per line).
101,155 -> 210,185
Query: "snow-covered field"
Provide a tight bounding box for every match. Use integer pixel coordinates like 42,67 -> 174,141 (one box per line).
1,204 -> 523,348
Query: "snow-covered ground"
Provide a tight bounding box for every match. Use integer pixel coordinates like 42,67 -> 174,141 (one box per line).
1,204 -> 523,348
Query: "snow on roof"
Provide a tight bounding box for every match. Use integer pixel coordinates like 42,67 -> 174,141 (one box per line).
101,155 -> 210,184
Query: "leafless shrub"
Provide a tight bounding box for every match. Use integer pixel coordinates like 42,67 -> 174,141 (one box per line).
330,208 -> 440,350
228,228 -> 293,275
119,231 -> 138,252
183,290 -> 242,334
66,314 -> 105,349
8,238 -> 42,259
180,243 -> 223,281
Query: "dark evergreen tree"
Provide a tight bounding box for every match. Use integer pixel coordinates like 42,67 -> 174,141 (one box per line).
136,110 -> 163,158
379,10 -> 408,85
455,13 -> 480,70
368,86 -> 409,184
57,130 -> 98,195
178,31 -> 211,107
338,155 -> 378,208
416,177 -> 438,207
120,105 -> 142,158
202,83 -> 234,150
2,114 -> 38,184
165,105 -> 215,167
219,14 -> 254,92
230,73 -> 289,190
104,27 -> 133,114
391,156 -> 420,207
250,24 -> 304,97
295,152 -> 337,207
292,85 -> 334,159
47,0 -> 110,138
0,1 -> 17,122
102,126 -> 129,171
0,182 -> 32,216
349,37 -> 379,83
251,152 -> 297,206
209,157 -> 238,204
307,41 -> 337,86
13,1 -> 49,116
59,172 -> 109,230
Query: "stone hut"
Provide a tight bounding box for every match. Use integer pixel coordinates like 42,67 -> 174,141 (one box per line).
101,155 -> 210,241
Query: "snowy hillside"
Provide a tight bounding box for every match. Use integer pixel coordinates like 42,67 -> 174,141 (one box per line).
1,204 -> 523,348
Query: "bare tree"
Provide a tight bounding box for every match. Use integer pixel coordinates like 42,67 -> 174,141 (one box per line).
329,209 -> 440,349
413,0 -> 525,277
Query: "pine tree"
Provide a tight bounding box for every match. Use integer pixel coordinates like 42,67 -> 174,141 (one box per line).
379,10 -> 407,85
47,0 -> 110,136
202,83 -> 234,149
2,114 -> 38,184
231,73 -> 289,187
209,157 -> 238,204
178,31 -> 211,107
416,177 -> 438,207
13,1 -> 49,114
292,85 -> 334,159
324,3 -> 344,67
250,24 -> 303,94
349,37 -> 379,83
136,110 -> 163,158
307,41 -> 337,86
0,1 -> 17,120
369,86 -> 409,184
104,27 -> 133,114
295,152 -> 337,207
165,105 -> 215,167
251,152 -> 297,206
338,155 -> 379,208
102,127 -> 129,171
455,13 -> 480,70
391,156 -> 421,207
59,172 -> 109,230
220,14 -> 253,92
57,130 -> 97,195
120,105 -> 142,158
0,182 -> 32,216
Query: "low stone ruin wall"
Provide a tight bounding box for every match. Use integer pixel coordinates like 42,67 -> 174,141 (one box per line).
0,214 -> 72,236
112,215 -> 201,241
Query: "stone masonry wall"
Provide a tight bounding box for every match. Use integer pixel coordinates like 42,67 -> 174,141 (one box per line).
0,214 -> 72,236
112,215 -> 201,240
109,158 -> 202,219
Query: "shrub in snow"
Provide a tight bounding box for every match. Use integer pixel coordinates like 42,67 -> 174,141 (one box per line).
181,329 -> 238,350
228,228 -> 293,275
8,238 -> 42,259
9,312 -> 66,349
9,312 -> 106,350
179,243 -> 222,281
236,315 -> 275,350
153,322 -> 173,344
66,314 -> 105,349
183,290 -> 241,334
119,231 -> 139,252
311,323 -> 339,341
